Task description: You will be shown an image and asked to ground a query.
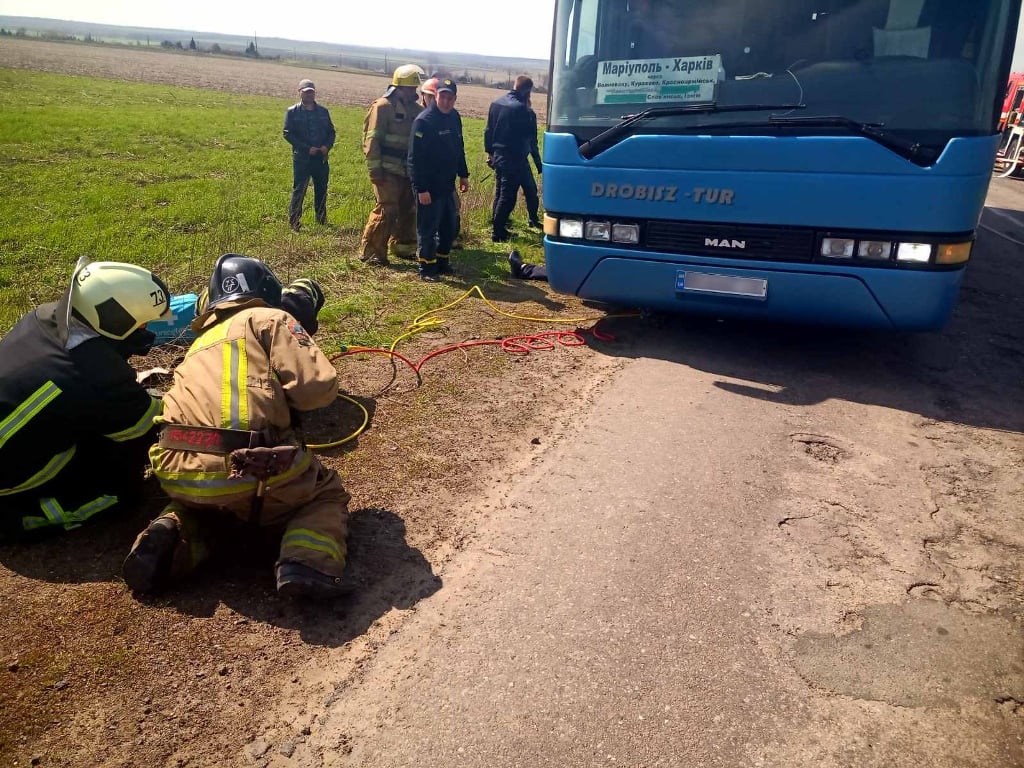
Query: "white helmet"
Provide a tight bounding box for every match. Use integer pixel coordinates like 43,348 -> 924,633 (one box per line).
68,257 -> 171,340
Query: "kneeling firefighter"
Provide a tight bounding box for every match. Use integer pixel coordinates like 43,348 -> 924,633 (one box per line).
0,258 -> 169,540
123,254 -> 352,599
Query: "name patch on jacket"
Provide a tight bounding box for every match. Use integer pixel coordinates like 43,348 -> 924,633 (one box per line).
289,320 -> 313,347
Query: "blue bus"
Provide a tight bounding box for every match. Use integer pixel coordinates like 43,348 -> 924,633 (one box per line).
542,0 -> 1022,329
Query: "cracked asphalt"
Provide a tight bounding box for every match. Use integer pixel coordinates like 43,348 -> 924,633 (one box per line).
261,181 -> 1024,768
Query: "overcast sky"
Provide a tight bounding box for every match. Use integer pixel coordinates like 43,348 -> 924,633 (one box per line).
1,0 -> 1024,67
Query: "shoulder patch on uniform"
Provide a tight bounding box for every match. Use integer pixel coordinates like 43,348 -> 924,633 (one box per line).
288,319 -> 313,347
415,131 -> 424,138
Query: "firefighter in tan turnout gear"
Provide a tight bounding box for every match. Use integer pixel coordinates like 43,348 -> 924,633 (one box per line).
123,254 -> 352,599
359,63 -> 425,266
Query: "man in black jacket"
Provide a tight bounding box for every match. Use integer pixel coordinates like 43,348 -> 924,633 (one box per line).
0,258 -> 170,540
485,75 -> 535,242
407,77 -> 470,282
283,79 -> 337,232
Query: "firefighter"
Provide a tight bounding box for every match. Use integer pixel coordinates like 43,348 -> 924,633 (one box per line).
421,75 -> 465,250
122,254 -> 352,599
0,258 -> 170,540
408,77 -> 470,281
359,63 -> 426,266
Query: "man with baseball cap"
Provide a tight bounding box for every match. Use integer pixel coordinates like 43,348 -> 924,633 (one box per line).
283,78 -> 336,232
407,77 -> 470,281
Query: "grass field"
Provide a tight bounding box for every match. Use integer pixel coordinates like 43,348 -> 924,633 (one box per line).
0,68 -> 548,349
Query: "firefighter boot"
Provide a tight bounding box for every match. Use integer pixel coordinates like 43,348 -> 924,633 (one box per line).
437,257 -> 454,276
276,561 -> 354,600
122,515 -> 181,594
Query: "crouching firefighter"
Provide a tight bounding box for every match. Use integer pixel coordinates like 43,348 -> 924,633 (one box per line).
122,254 -> 352,599
0,258 -> 169,540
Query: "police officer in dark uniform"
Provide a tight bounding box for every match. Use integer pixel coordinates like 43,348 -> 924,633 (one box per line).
0,258 -> 170,539
408,78 -> 470,281
283,78 -> 337,232
485,75 -> 535,242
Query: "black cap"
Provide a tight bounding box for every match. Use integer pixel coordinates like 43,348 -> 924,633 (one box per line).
437,78 -> 457,95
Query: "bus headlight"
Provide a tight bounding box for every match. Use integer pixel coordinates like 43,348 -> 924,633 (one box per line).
821,238 -> 855,258
559,218 -> 584,239
896,242 -> 933,263
612,223 -> 640,244
857,241 -> 892,260
585,221 -> 611,241
935,242 -> 972,265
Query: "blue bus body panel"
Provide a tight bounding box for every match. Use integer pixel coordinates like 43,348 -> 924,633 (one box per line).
542,133 -> 996,328
545,242 -> 965,331
543,133 -> 997,231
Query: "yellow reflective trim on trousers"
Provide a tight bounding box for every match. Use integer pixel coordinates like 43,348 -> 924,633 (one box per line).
0,381 -> 62,450
23,493 -> 118,531
367,159 -> 383,170
153,449 -> 312,499
0,446 -> 76,497
104,396 -> 162,442
282,528 -> 342,561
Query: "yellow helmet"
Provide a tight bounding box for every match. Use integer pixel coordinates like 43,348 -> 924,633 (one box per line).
68,257 -> 171,340
391,64 -> 425,87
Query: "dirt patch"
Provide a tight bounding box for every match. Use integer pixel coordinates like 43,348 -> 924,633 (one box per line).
0,37 -> 547,120
0,294 -> 627,768
0,38 -> 597,768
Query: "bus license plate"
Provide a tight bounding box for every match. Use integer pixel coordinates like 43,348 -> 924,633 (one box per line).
676,270 -> 767,300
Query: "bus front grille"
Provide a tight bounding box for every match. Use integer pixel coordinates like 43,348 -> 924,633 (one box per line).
645,221 -> 816,262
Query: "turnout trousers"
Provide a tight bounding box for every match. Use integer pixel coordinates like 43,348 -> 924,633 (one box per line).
155,457 -> 350,580
416,192 -> 459,276
360,174 -> 417,262
0,435 -> 150,540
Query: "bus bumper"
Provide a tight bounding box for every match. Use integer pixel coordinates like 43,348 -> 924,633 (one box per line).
545,243 -> 965,331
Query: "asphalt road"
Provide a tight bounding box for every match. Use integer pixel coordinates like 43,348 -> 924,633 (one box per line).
273,180 -> 1024,768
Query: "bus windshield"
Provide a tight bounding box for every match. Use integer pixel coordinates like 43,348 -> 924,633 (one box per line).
550,0 -> 1019,149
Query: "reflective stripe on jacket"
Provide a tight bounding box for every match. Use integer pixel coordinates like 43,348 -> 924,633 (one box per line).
363,95 -> 422,178
0,303 -> 161,494
151,304 -> 339,502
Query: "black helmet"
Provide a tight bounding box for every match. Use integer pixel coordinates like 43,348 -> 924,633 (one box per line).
207,254 -> 283,311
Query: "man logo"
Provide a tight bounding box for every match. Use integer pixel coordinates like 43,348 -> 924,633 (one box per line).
705,238 -> 746,249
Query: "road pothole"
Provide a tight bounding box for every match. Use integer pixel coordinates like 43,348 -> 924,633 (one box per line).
790,433 -> 850,464
791,599 -> 1024,708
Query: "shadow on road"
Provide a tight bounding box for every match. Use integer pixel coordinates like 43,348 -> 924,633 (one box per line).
584,215 -> 1024,435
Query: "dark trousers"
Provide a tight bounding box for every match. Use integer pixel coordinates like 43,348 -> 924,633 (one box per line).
416,190 -> 459,274
521,170 -> 540,224
289,154 -> 329,226
1,435 -> 151,540
520,262 -> 548,281
492,155 -> 531,235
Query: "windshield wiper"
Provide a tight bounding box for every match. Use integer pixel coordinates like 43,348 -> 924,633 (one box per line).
578,102 -> 806,159
766,115 -> 936,164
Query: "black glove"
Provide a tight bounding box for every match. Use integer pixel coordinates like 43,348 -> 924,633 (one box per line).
281,279 -> 325,335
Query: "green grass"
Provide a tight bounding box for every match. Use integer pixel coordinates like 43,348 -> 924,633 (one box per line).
0,69 -> 548,350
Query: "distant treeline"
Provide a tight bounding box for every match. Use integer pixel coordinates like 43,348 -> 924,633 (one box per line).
0,24 -> 549,91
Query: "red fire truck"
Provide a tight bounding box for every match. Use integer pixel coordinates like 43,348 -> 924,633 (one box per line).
995,72 -> 1024,177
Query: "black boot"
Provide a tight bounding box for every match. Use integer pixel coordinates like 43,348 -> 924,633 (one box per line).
437,257 -> 454,275
122,516 -> 181,594
507,249 -> 524,279
276,561 -> 353,600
